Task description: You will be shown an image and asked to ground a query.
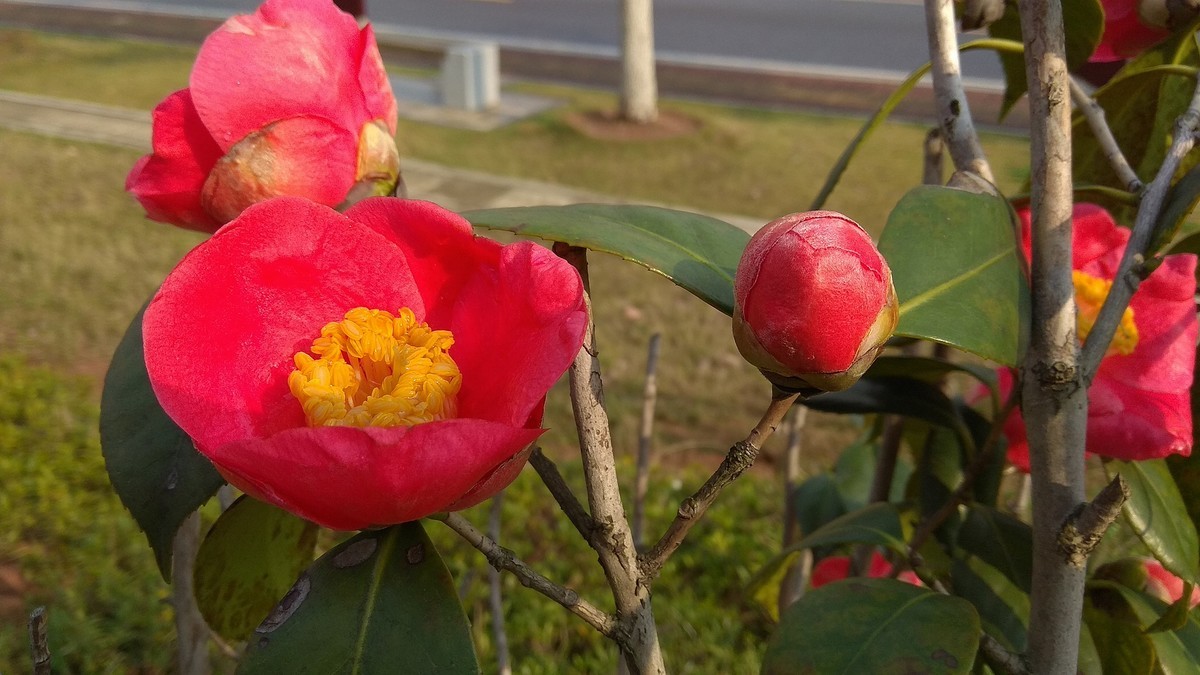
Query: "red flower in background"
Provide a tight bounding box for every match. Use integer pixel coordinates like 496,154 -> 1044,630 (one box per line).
126,0 -> 399,232
1091,0 -> 1170,62
1000,204 -> 1196,471
143,197 -> 587,529
1144,559 -> 1200,607
811,551 -> 922,588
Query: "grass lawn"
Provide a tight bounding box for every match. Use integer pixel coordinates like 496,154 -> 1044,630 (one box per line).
0,26 -> 1038,674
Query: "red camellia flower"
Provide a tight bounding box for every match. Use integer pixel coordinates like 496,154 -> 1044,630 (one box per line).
1091,0 -> 1171,62
142,197 -> 587,529
811,551 -> 922,588
999,204 -> 1196,471
1144,558 -> 1200,608
126,0 -> 400,232
733,211 -> 898,392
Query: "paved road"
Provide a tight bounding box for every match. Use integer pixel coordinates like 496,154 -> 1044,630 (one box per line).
11,0 -> 1005,83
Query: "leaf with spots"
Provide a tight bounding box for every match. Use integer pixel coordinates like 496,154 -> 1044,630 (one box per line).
100,304 -> 224,579
762,578 -> 980,674
878,186 -> 1030,366
464,204 -> 749,315
237,523 -> 478,675
194,496 -> 318,641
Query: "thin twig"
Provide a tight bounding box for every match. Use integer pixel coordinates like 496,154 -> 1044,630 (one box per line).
488,493 -> 512,675
553,243 -> 665,674
908,389 -> 1019,555
632,333 -> 662,551
1068,76 -> 1144,193
529,447 -> 596,541
432,512 -> 617,637
923,0 -> 994,182
28,606 -> 49,675
640,389 -> 800,582
1081,75 -> 1200,381
1058,475 -> 1130,567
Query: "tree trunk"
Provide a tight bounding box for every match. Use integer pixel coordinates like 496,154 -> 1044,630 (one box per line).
620,0 -> 659,123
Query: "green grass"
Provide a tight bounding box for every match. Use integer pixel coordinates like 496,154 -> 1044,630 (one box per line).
0,26 -> 1036,674
0,28 -> 1032,230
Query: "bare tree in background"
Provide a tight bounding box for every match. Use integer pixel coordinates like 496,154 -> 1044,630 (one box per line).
620,0 -> 659,123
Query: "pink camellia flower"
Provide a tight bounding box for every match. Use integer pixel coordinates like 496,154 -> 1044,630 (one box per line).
1144,558 -> 1200,607
999,204 -> 1196,471
142,197 -> 586,529
733,211 -> 898,392
126,0 -> 400,232
811,552 -> 922,588
1091,0 -> 1170,62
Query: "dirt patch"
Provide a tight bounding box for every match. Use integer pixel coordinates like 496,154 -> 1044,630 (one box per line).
565,109 -> 702,142
0,562 -> 30,624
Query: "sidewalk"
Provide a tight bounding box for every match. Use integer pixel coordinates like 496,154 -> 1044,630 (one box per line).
0,89 -> 763,232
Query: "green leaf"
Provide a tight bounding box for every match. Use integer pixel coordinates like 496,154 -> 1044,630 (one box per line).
1083,599 -> 1156,675
762,578 -> 980,675
1107,459 -> 1200,584
464,204 -> 748,315
834,440 -> 877,512
878,186 -> 1030,366
796,502 -> 907,552
1091,580 -> 1200,673
987,0 -> 1103,118
1157,163 -> 1200,253
1073,30 -> 1200,217
951,557 -> 1028,653
1146,586 -> 1193,633
99,306 -> 224,579
957,507 -> 1033,593
194,496 -> 319,641
866,356 -> 1000,407
806,376 -> 975,457
238,523 -> 479,675
791,473 -> 848,540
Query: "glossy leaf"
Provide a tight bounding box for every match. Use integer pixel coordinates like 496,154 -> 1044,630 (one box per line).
791,473 -> 847,540
950,557 -> 1028,653
1091,580 -> 1200,674
464,204 -> 748,315
194,496 -> 319,641
1107,459 -> 1200,584
796,502 -> 907,552
878,186 -> 1030,366
834,440 -> 877,512
1073,31 -> 1200,216
100,305 -> 224,578
238,523 -> 478,674
987,0 -> 1103,118
958,506 -> 1033,593
1157,163 -> 1200,254
1083,600 -> 1156,675
806,376 -> 975,456
866,356 -> 1000,412
762,578 -> 979,674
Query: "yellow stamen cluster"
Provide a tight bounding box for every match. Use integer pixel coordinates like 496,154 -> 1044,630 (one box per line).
288,307 -> 462,428
1072,270 -> 1139,357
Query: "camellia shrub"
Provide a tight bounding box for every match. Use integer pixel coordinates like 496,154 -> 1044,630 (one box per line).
89,0 -> 1200,672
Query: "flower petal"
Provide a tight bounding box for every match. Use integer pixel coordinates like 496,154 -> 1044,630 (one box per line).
200,115 -> 358,222
449,241 -> 587,426
1088,371 -> 1192,461
345,198 -> 499,328
144,197 -> 423,454
207,420 -> 543,530
190,0 -> 370,150
357,24 -> 398,134
125,89 -> 223,232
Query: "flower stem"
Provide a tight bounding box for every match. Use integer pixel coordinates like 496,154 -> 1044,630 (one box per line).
639,388 -> 799,582
431,511 -> 617,637
553,243 -> 666,675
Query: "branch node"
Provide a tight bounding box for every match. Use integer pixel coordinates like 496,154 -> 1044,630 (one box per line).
1057,475 -> 1129,567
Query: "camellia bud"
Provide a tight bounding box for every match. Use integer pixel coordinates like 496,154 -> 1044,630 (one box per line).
733,211 -> 898,393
